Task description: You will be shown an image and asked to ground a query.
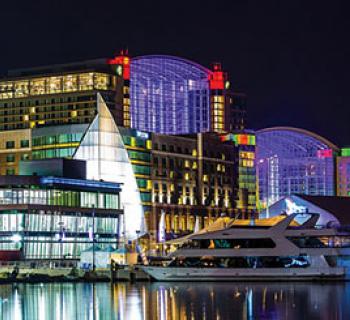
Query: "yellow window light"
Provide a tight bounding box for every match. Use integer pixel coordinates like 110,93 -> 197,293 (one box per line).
146,140 -> 152,149
147,180 -> 152,190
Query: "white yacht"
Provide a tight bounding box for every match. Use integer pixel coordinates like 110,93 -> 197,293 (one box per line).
141,213 -> 350,281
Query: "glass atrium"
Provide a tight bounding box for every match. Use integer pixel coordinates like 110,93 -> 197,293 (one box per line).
256,127 -> 337,209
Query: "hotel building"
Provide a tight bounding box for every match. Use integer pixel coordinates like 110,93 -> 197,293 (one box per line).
0,53 -> 254,248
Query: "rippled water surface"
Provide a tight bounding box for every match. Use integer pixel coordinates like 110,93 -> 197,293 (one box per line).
0,282 -> 349,319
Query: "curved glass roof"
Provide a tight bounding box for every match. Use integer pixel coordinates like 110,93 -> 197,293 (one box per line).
131,55 -> 212,79
257,127 -> 338,159
256,127 -> 337,209
130,55 -> 211,134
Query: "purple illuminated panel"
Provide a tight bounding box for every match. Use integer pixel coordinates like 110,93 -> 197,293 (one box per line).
256,127 -> 337,209
130,55 -> 211,134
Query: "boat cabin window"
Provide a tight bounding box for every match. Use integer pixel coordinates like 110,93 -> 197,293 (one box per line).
288,236 -> 350,248
185,238 -> 276,249
168,255 -> 309,268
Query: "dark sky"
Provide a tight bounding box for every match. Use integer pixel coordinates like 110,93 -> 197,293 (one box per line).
1,1 -> 349,146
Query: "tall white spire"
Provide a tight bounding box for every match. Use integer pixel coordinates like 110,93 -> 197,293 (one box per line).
74,93 -> 146,240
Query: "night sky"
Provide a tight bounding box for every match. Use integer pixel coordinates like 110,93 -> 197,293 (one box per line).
1,1 -> 349,146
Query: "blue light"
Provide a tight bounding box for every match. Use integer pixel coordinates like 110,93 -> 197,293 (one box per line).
40,176 -> 122,191
136,130 -> 149,139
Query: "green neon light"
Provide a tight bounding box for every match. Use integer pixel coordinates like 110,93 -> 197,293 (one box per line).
341,148 -> 350,157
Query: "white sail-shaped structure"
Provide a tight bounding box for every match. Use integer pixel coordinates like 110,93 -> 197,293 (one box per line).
74,94 -> 146,240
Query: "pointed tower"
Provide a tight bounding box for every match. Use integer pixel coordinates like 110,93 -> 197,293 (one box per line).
74,93 -> 146,240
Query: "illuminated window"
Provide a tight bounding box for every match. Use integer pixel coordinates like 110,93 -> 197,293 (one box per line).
79,73 -> 94,91
48,77 -> 62,93
123,86 -> 129,94
94,73 -> 109,90
63,75 -> 78,92
30,78 -> 46,95
14,81 -> 29,97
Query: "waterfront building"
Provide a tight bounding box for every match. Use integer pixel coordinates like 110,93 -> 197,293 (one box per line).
0,59 -> 125,175
256,127 -> 338,210
0,54 -> 252,245
336,148 -> 350,197
220,131 -> 257,214
0,54 -> 246,172
0,59 -> 123,130
0,158 -> 123,260
149,131 -> 239,243
117,55 -> 246,134
73,95 -> 146,240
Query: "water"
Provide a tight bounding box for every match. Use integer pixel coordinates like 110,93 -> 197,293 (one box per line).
0,282 -> 349,320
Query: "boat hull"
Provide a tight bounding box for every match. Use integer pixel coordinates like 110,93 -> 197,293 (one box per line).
141,266 -> 346,281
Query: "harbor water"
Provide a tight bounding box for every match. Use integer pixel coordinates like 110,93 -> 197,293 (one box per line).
0,282 -> 349,319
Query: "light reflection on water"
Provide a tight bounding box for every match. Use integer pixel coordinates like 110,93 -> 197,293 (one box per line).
0,282 -> 349,320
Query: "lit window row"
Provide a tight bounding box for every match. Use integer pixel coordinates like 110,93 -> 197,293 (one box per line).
242,159 -> 254,167
0,73 -> 115,100
240,151 -> 255,159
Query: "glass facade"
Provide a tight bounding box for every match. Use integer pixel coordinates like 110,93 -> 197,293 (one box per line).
336,154 -> 350,196
0,188 -> 119,209
31,124 -> 88,159
0,176 -> 122,259
74,94 -> 145,239
130,55 -> 211,134
0,214 -> 119,259
256,127 -> 337,209
221,132 -> 256,212
119,127 -> 152,207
